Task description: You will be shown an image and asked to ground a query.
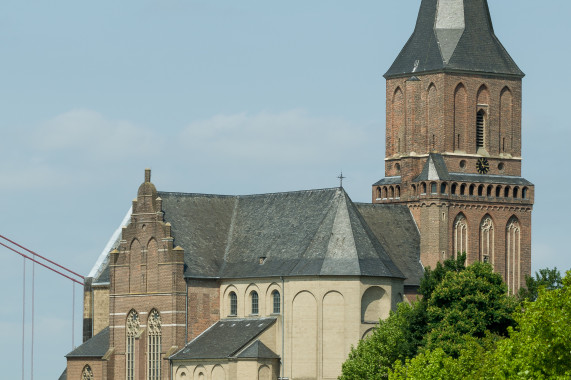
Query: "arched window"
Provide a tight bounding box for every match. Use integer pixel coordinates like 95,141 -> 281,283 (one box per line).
469,184 -> 475,196
522,187 -> 528,199
478,185 -> 484,197
147,310 -> 161,380
422,183 -> 427,194
229,292 -> 237,316
82,365 -> 94,380
396,186 -> 401,199
506,218 -> 521,293
480,216 -> 495,265
476,109 -> 486,150
460,184 -> 466,195
504,186 -> 511,198
126,310 -> 140,380
431,182 -> 437,194
487,185 -> 493,197
454,214 -> 468,258
496,186 -> 502,197
389,186 -> 394,199
441,183 -> 448,194
272,290 -> 281,314
451,183 -> 458,195
376,187 -> 382,199
513,187 -> 519,198
251,291 -> 259,315
411,184 -> 417,196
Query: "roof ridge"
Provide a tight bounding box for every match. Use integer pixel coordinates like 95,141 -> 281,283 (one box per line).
158,187 -> 339,199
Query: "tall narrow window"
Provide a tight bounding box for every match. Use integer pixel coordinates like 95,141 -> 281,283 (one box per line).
480,216 -> 495,265
506,218 -> 521,293
147,310 -> 162,380
272,290 -> 281,314
229,292 -> 237,316
126,310 -> 140,380
82,365 -> 94,380
476,110 -> 485,150
251,291 -> 259,315
454,214 -> 468,258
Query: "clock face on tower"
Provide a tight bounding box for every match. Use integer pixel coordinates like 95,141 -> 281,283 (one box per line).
476,157 -> 490,174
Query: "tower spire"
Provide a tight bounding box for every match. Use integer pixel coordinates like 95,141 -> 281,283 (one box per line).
385,0 -> 523,78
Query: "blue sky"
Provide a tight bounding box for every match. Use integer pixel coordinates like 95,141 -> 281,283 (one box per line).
1,1 -> 570,378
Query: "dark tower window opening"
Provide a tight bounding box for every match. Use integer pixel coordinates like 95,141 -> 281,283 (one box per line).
476,110 -> 485,150
431,182 -> 437,194
457,134 -> 461,150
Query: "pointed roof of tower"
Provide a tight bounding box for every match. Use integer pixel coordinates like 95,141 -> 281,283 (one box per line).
384,0 -> 524,78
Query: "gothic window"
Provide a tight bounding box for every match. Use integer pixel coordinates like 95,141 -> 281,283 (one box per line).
506,218 -> 521,292
251,291 -> 259,315
229,292 -> 237,316
147,310 -> 162,380
480,216 -> 495,265
454,214 -> 468,257
476,110 -> 486,150
82,365 -> 94,380
272,290 -> 281,314
126,310 -> 140,380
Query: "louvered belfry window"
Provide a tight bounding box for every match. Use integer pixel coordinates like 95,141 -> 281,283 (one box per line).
126,310 -> 140,380
147,310 -> 162,380
476,110 -> 485,150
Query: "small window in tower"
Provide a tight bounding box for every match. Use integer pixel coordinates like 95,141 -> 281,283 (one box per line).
476,110 -> 486,150
431,183 -> 437,194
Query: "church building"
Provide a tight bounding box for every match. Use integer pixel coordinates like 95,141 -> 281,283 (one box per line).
60,1 -> 533,379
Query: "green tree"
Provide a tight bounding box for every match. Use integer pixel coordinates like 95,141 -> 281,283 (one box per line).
518,267 -> 563,302
493,270 -> 571,379
424,262 -> 516,357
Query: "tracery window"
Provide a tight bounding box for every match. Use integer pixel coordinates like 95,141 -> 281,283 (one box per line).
480,216 -> 495,265
82,365 -> 94,380
229,291 -> 237,316
251,291 -> 259,315
272,290 -> 281,314
506,218 -> 521,293
454,214 -> 468,258
126,310 -> 140,380
147,309 -> 162,380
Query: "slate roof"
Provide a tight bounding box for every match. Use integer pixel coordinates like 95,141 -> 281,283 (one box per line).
58,369 -> 67,380
385,0 -> 524,78
159,188 -> 406,280
412,153 -> 533,186
373,176 -> 402,186
170,318 -> 277,361
66,327 -> 109,358
354,204 -> 423,286
236,340 -> 280,359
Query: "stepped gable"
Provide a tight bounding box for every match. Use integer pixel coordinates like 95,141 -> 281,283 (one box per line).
385,0 -> 524,78
159,188 -> 406,280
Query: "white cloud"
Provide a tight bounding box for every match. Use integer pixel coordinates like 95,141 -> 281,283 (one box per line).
180,109 -> 374,166
34,109 -> 161,160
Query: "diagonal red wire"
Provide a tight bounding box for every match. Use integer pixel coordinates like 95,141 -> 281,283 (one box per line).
0,242 -> 84,286
0,234 -> 84,280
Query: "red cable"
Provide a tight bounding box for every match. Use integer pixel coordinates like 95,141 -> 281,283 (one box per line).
0,234 -> 84,280
0,242 -> 84,286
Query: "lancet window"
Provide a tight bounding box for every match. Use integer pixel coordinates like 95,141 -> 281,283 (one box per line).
506,218 -> 521,292
454,214 -> 468,258
480,216 -> 495,265
272,290 -> 281,314
147,309 -> 162,380
126,310 -> 140,380
82,365 -> 94,380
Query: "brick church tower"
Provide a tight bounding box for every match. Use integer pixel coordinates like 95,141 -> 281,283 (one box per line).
372,0 -> 533,292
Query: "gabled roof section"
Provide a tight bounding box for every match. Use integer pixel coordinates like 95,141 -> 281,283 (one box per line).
373,176 -> 402,186
415,153 -> 450,182
236,340 -> 280,359
169,318 -> 276,361
66,327 -> 109,358
354,203 -> 423,286
160,188 -> 405,280
385,0 -> 524,78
